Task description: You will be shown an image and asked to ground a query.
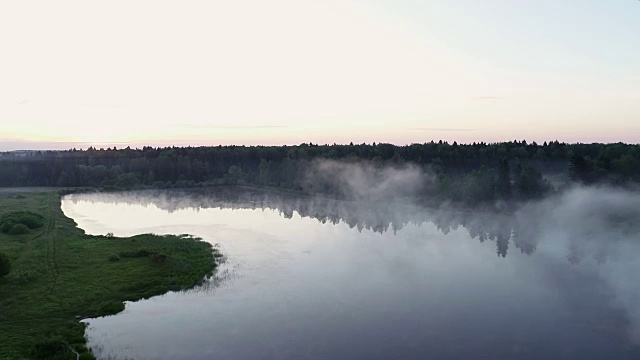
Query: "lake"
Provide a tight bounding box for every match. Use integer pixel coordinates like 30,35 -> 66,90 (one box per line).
61,187 -> 640,359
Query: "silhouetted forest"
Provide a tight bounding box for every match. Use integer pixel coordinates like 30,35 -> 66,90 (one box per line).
1,141 -> 639,206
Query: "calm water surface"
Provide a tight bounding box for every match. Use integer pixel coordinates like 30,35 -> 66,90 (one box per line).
61,188 -> 640,359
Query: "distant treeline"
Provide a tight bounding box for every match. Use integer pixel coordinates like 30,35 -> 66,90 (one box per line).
1,141 -> 638,205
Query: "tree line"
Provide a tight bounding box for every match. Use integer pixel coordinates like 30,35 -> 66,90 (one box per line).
0,141 -> 638,206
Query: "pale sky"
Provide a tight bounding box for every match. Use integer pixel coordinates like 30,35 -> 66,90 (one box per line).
1,0 -> 638,150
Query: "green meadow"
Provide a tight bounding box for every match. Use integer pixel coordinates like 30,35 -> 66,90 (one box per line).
0,190 -> 218,359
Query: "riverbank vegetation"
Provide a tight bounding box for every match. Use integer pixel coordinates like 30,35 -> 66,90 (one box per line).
0,190 -> 218,359
1,141 -> 638,206
0,211 -> 45,234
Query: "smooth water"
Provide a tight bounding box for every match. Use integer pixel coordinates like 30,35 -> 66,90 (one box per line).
61,187 -> 640,359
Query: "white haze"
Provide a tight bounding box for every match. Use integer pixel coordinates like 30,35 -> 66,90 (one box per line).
304,161 -> 640,342
515,186 -> 640,342
301,159 -> 430,201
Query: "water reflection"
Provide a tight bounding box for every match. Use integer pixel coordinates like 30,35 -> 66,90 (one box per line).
67,186 -> 639,263
61,186 -> 640,360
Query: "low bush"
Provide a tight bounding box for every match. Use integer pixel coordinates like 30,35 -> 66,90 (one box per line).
0,211 -> 45,234
150,253 -> 168,264
0,252 -> 11,278
100,301 -> 125,314
119,249 -> 152,258
31,336 -> 74,359
73,344 -> 89,354
78,353 -> 95,360
9,223 -> 30,235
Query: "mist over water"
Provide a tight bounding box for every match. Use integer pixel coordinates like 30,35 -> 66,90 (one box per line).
300,159 -> 429,201
61,183 -> 640,359
516,186 -> 640,342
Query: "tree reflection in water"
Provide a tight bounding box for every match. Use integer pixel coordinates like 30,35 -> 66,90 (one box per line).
68,186 -> 640,265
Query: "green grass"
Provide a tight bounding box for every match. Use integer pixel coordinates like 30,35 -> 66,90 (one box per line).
0,190 -> 218,359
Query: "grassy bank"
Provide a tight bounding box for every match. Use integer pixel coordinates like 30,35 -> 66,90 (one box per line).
0,190 -> 219,359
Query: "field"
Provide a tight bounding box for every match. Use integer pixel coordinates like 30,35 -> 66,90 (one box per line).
0,190 -> 218,359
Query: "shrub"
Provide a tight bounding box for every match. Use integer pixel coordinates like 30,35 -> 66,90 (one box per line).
31,336 -> 73,359
0,211 -> 45,234
9,223 -> 30,235
78,353 -> 95,360
135,249 -> 152,257
0,252 -> 11,278
100,301 -> 125,314
108,255 -> 120,262
0,221 -> 14,233
118,249 -> 152,258
150,253 -> 168,264
73,344 -> 89,354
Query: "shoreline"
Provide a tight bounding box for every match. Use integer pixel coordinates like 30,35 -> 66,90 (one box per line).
0,190 -> 218,359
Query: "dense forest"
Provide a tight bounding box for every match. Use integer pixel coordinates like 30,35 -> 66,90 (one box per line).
1,141 -> 638,206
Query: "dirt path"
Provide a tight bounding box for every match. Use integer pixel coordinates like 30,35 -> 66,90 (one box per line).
46,193 -> 59,294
